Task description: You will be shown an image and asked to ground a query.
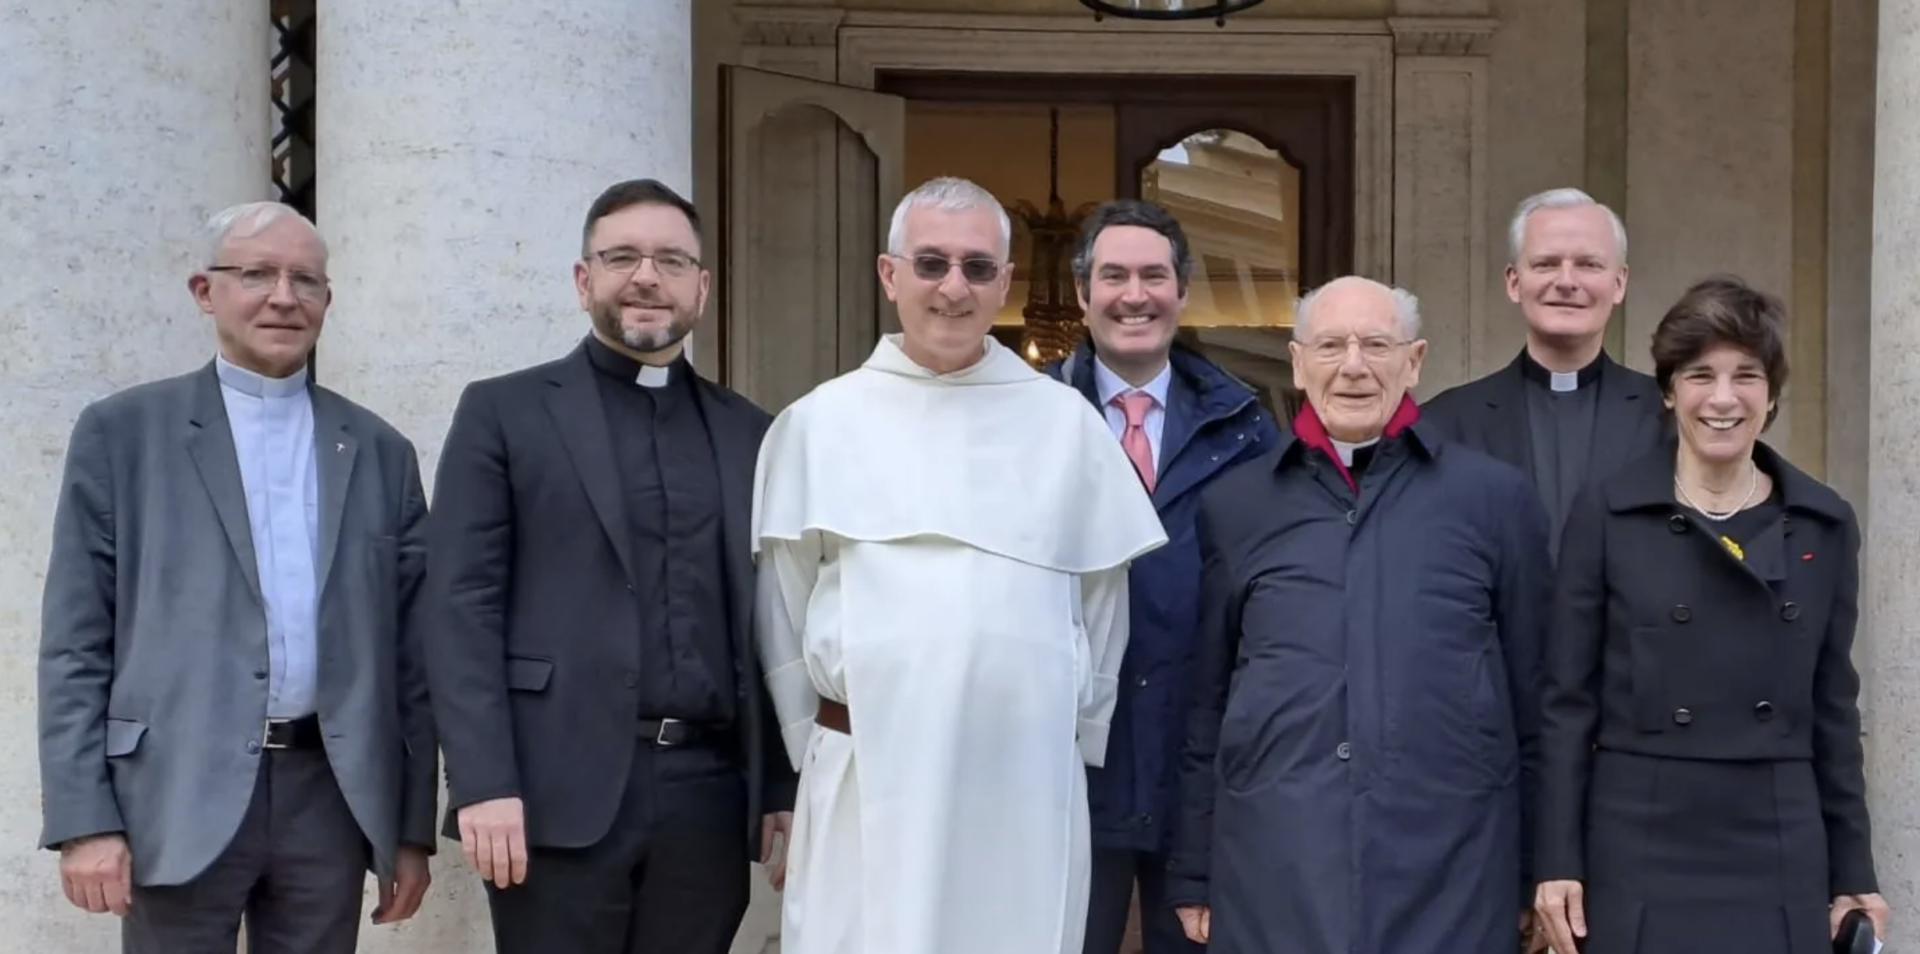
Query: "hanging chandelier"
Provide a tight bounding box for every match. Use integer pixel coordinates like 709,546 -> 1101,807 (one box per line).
1005,107 -> 1098,368
1077,0 -> 1266,25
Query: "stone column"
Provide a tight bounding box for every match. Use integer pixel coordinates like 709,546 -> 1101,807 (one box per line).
1865,0 -> 1920,926
0,3 -> 269,947
1387,13 -> 1497,397
314,4 -> 695,951
1825,0 -> 1879,509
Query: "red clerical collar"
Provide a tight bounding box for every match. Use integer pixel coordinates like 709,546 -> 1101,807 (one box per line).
1291,395 -> 1421,491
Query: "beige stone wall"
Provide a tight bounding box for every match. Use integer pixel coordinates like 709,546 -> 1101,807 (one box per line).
1480,0 -> 1591,376
1824,0 -> 1878,512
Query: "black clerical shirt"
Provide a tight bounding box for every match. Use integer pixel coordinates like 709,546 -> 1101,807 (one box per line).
1338,440 -> 1380,484
585,336 -> 736,724
1521,350 -> 1602,555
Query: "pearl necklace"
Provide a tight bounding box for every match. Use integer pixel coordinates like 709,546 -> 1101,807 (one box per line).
1674,461 -> 1759,521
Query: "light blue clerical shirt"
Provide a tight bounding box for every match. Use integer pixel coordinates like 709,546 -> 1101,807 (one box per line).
1093,357 -> 1172,471
216,354 -> 319,719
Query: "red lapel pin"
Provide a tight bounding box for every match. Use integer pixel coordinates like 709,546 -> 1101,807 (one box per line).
1801,552 -> 1815,561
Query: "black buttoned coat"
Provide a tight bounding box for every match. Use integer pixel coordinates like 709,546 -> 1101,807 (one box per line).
1537,440 -> 1877,951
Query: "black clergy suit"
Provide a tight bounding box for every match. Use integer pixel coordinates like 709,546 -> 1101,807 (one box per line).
1421,349 -> 1666,557
426,335 -> 795,954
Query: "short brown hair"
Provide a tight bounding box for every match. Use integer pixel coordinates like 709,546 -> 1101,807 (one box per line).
1650,275 -> 1789,427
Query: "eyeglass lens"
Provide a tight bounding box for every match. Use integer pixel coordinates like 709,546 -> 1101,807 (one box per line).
910,255 -> 1000,285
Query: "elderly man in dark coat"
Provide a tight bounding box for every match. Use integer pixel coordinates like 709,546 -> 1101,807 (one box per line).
1166,276 -> 1553,954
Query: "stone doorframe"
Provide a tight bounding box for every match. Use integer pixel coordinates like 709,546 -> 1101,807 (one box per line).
730,4 -> 1501,393
835,13 -> 1396,284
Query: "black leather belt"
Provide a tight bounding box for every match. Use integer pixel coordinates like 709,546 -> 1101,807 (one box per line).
262,714 -> 323,751
637,717 -> 730,748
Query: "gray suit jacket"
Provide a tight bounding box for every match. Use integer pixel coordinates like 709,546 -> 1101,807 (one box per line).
37,363 -> 437,886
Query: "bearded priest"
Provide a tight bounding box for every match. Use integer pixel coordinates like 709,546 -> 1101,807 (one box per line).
750,176 -> 1168,954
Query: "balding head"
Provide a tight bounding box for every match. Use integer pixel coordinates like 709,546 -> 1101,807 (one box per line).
1288,276 -> 1427,441
1293,276 -> 1420,342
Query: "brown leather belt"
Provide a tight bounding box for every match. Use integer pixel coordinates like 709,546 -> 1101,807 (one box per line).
816,698 -> 851,734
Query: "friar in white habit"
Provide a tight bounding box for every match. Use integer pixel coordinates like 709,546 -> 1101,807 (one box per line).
750,176 -> 1168,954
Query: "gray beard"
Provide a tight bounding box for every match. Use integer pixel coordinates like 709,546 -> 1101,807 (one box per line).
594,303 -> 694,355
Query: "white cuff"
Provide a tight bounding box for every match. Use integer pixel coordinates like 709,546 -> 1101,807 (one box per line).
765,659 -> 817,770
1078,717 -> 1113,768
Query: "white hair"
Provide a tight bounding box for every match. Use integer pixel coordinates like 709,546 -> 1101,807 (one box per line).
886,176 -> 1013,258
1292,278 -> 1422,341
1507,187 -> 1628,266
203,201 -> 327,267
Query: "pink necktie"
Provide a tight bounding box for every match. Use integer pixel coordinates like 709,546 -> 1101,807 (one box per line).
1113,391 -> 1157,493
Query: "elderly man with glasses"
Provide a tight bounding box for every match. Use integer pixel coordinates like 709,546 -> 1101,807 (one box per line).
1166,276 -> 1553,954
38,200 -> 436,953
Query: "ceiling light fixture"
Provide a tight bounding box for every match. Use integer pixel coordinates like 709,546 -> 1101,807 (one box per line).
1077,0 -> 1266,26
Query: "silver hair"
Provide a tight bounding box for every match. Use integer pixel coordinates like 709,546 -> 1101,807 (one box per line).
203,201 -> 327,267
1507,187 -> 1628,266
886,177 -> 1013,258
1292,279 -> 1422,341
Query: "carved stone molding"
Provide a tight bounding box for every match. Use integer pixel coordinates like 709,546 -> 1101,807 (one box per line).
1388,16 -> 1498,57
735,6 -> 845,48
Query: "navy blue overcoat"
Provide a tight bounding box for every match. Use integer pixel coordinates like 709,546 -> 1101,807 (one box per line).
1166,398 -> 1552,954
1044,341 -> 1278,851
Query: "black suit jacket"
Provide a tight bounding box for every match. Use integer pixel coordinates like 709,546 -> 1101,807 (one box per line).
1420,350 -> 1667,481
426,340 -> 795,859
1535,440 -> 1876,895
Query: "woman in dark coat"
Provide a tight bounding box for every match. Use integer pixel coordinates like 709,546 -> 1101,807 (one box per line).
1532,276 -> 1888,954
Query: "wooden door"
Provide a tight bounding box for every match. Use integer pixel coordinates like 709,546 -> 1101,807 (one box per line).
719,65 -> 906,412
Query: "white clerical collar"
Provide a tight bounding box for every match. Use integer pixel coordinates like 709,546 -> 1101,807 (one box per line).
635,363 -> 671,388
215,353 -> 308,398
1093,356 -> 1172,410
1329,436 -> 1379,466
1521,348 -> 1602,393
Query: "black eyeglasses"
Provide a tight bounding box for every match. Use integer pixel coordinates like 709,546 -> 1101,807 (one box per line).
893,253 -> 1004,285
590,247 -> 701,279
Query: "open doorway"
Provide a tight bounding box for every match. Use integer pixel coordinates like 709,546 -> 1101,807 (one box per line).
716,65 -> 1355,419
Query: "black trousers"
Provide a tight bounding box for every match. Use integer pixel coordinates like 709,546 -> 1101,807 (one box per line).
122,748 -> 370,954
1084,847 -> 1206,954
485,736 -> 751,954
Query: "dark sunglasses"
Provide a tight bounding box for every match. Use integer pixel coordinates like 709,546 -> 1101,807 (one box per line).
899,253 -> 1003,285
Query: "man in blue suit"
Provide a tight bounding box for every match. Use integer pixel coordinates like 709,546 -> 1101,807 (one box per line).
1044,199 -> 1279,954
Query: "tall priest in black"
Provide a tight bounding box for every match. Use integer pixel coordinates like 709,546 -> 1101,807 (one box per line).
426,179 -> 794,954
1422,188 -> 1665,557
